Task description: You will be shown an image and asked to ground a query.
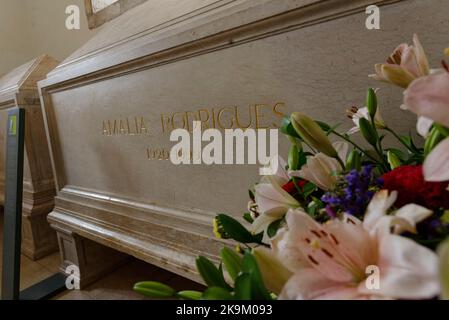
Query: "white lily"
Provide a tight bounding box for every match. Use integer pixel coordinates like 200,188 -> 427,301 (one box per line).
252,157 -> 300,235
347,106 -> 386,135
363,190 -> 433,236
290,142 -> 348,191
417,116 -> 434,138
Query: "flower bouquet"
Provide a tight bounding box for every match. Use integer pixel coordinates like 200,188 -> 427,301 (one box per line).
134,35 -> 449,300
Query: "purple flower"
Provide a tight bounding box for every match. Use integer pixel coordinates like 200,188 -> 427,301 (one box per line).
321,165 -> 382,218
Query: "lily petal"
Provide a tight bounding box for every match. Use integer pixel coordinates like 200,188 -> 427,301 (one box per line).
253,247 -> 293,294
279,268 -> 363,300
412,34 -> 430,76
394,204 -> 433,234
423,137 -> 449,182
363,233 -> 440,299
404,72 -> 449,128
381,64 -> 415,88
251,212 -> 279,235
416,116 -> 433,138
363,190 -> 397,231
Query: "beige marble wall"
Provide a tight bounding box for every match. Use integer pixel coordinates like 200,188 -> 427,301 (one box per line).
0,0 -> 95,77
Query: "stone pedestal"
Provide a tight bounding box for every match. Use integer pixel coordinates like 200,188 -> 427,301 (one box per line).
0,55 -> 59,260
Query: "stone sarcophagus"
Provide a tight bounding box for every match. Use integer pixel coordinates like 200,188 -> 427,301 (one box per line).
0,55 -> 59,260
38,0 -> 449,285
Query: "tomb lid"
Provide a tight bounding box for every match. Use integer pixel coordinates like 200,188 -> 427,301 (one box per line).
45,0 -> 392,86
0,55 -> 59,103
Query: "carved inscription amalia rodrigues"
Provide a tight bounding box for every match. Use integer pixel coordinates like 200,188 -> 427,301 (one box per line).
101,102 -> 287,161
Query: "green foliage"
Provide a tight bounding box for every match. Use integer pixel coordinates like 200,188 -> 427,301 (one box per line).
359,118 -> 378,147
266,218 -> 283,238
220,247 -> 243,281
243,212 -> 254,223
234,273 -> 252,300
133,281 -> 176,298
387,150 -> 402,169
241,253 -> 273,300
215,214 -> 263,244
202,287 -> 233,300
346,150 -> 362,171
196,256 -> 231,290
177,290 -> 202,300
425,127 -> 445,156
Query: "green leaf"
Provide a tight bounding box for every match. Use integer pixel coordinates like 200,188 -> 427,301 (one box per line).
234,273 -> 252,300
248,189 -> 255,201
388,148 -> 406,161
243,212 -> 254,223
387,150 -> 402,169
202,287 -> 233,300
424,127 -> 445,156
242,253 -> 272,300
298,150 -> 307,168
216,214 -> 262,244
435,124 -> 449,137
221,247 -> 243,281
133,281 -> 176,298
302,182 -> 317,198
196,256 -> 231,290
366,88 -> 377,119
315,120 -> 332,133
359,118 -> 378,147
176,290 -> 203,300
266,219 -> 283,238
346,150 -> 361,171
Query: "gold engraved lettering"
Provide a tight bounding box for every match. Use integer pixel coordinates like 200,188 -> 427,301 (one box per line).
217,107 -> 235,129
255,104 -> 269,129
160,113 -> 171,133
234,105 -> 252,129
272,102 -> 286,128
197,109 -> 211,130
172,112 -> 187,130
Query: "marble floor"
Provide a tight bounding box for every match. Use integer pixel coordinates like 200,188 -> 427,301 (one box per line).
0,214 -> 203,300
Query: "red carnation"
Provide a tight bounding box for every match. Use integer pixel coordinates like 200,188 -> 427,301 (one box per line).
282,179 -> 307,195
381,165 -> 449,209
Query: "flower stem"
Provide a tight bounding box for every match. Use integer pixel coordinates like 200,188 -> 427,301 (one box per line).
328,130 -> 379,163
382,126 -> 414,152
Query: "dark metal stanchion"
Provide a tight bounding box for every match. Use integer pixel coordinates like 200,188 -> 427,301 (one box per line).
1,108 -> 66,300
1,108 -> 25,300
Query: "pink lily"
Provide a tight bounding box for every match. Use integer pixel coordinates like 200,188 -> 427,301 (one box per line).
270,191 -> 439,299
404,72 -> 449,181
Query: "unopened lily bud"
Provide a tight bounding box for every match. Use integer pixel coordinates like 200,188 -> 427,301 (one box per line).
366,88 -> 378,119
290,112 -> 337,158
